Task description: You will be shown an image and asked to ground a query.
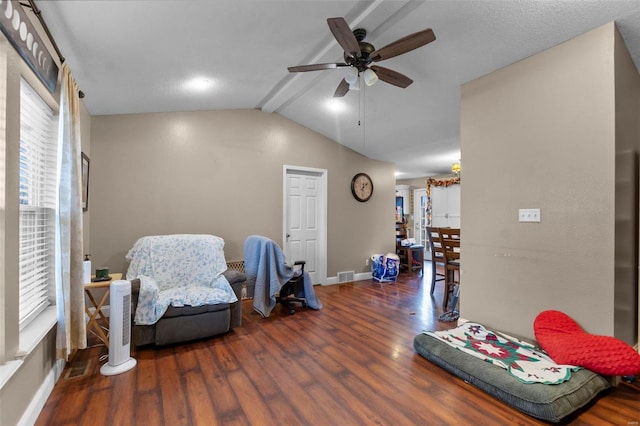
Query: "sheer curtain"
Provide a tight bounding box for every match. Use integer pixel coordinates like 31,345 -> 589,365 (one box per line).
56,63 -> 86,359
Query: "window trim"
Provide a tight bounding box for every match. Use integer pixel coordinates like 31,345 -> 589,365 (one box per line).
0,33 -> 61,364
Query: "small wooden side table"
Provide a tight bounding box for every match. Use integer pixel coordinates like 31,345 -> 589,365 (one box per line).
397,245 -> 425,273
84,273 -> 122,346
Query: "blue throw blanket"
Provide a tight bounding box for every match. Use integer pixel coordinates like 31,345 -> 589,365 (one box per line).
244,235 -> 322,317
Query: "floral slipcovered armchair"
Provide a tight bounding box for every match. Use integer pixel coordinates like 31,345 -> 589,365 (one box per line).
125,234 -> 245,346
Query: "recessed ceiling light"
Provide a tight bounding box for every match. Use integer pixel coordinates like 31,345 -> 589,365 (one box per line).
183,76 -> 215,92
326,99 -> 345,113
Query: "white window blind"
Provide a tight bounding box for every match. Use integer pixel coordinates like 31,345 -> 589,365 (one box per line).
19,78 -> 58,327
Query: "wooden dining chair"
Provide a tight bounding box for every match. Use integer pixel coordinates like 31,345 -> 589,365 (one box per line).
426,226 -> 446,295
440,227 -> 461,310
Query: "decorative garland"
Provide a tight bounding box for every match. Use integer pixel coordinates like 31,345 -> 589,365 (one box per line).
426,177 -> 460,225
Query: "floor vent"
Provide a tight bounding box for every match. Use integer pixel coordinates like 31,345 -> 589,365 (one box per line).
65,359 -> 92,380
337,271 -> 355,283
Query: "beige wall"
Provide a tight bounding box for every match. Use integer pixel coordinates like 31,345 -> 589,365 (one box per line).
461,23 -> 638,344
613,27 -> 640,342
90,109 -> 396,279
0,328 -> 57,426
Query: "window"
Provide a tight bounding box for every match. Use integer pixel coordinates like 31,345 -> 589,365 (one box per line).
19,78 -> 58,328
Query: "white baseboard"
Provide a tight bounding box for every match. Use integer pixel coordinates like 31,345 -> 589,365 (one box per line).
18,358 -> 65,426
457,317 -> 469,326
324,272 -> 372,285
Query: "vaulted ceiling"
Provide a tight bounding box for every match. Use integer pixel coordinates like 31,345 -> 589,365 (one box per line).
36,1 -> 640,178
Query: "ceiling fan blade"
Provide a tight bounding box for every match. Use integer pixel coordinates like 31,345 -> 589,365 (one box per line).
288,63 -> 348,73
333,79 -> 350,97
370,65 -> 413,88
327,17 -> 361,57
371,28 -> 435,62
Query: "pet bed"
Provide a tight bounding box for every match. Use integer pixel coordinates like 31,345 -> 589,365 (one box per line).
413,326 -> 611,422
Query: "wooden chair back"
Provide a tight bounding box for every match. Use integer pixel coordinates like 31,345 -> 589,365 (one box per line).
440,228 -> 460,263
426,227 -> 446,260
426,226 -> 446,294
439,227 -> 460,310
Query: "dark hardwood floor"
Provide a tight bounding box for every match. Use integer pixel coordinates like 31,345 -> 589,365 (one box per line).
37,266 -> 639,425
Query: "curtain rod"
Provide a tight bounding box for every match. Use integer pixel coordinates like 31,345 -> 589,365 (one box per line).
21,0 -> 85,98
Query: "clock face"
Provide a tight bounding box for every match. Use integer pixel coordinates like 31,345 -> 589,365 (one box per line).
351,173 -> 373,202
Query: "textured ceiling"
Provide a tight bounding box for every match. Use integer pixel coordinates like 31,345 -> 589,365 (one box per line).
35,0 -> 640,178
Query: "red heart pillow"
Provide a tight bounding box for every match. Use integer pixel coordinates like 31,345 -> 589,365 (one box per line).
534,310 -> 640,376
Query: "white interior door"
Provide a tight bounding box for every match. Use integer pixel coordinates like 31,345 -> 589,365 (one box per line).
430,184 -> 461,228
283,166 -> 327,284
431,186 -> 449,227
447,184 -> 461,228
413,188 -> 427,246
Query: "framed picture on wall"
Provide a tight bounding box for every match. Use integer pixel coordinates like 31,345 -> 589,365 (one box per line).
82,152 -> 90,211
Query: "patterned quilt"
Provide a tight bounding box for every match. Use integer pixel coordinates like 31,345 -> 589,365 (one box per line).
126,234 -> 238,325
425,323 -> 580,384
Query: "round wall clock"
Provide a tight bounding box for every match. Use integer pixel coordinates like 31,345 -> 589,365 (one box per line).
351,173 -> 374,202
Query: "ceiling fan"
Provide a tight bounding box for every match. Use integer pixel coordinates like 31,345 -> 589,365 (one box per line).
288,17 -> 436,98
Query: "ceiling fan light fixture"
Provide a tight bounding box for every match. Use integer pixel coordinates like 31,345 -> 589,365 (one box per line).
345,67 -> 358,85
349,77 -> 360,91
363,68 -> 378,86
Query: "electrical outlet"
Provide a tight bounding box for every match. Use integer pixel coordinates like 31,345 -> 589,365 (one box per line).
518,208 -> 541,223
530,209 -> 540,222
365,258 -> 369,266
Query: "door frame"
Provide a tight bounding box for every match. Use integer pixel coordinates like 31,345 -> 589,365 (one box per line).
413,187 -> 427,246
282,165 -> 328,285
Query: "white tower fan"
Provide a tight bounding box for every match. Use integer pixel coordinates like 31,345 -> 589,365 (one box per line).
100,280 -> 137,376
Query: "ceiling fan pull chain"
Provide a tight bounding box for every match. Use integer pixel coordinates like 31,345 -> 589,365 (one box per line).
362,82 -> 367,154
358,76 -> 362,127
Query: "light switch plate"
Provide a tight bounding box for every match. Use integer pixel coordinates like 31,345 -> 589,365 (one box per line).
519,208 -> 541,223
